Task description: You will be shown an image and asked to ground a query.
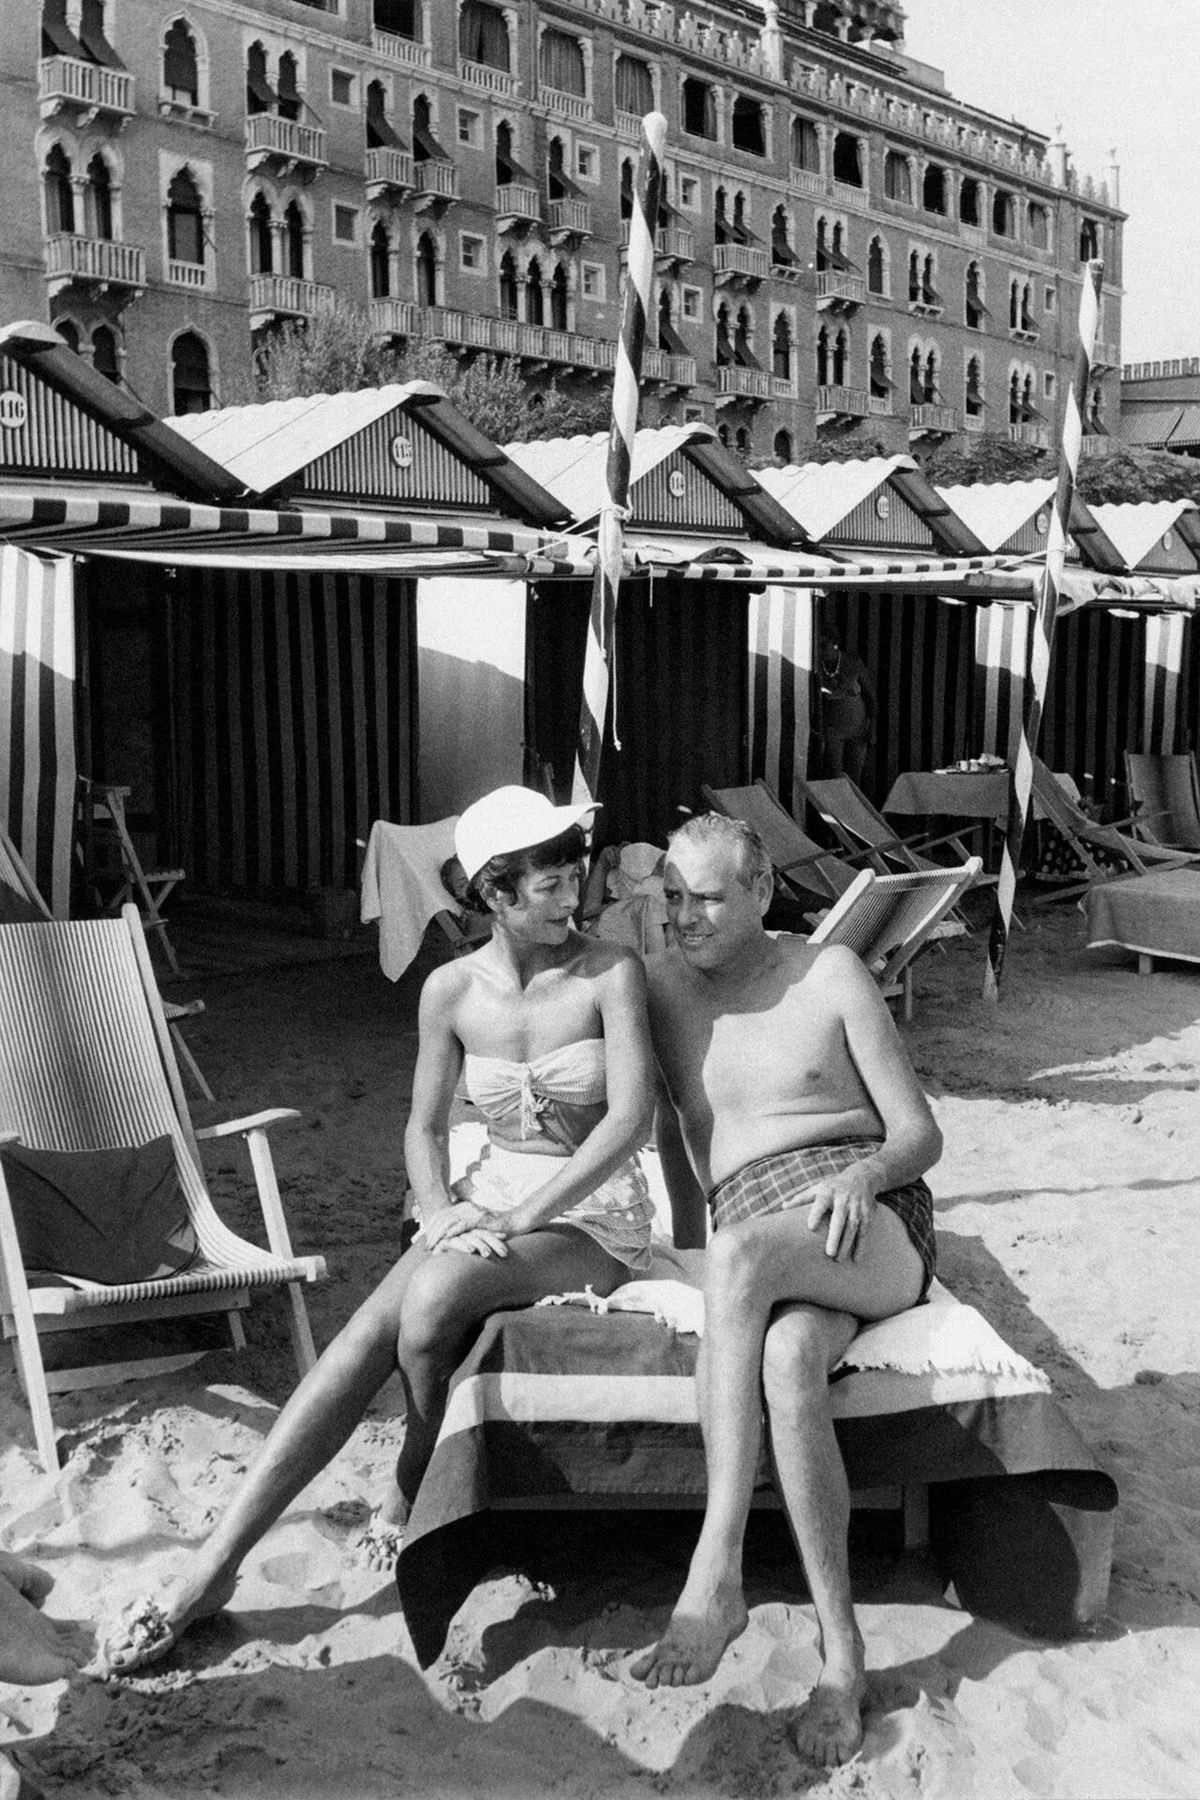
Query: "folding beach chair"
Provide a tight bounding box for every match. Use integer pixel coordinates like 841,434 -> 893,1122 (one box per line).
807,859 -> 982,1022
0,906 -> 325,1473
1124,751 -> 1200,852
2,826 -> 213,1103
798,774 -> 998,900
701,780 -> 877,907
78,779 -> 185,974
1031,758 -> 1200,899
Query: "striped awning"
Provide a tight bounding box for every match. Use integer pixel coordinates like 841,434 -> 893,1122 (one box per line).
624,546 -> 1036,595
1118,407 -> 1183,449
1168,404 -> 1200,449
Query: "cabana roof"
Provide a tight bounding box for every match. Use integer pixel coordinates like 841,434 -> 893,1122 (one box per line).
935,478 -> 1125,572
1118,407 -> 1184,450
1088,500 -> 1200,573
755,456 -> 985,557
165,384 -> 569,527
504,424 -> 804,546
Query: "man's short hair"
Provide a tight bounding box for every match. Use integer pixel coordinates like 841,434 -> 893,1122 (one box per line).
667,812 -> 774,891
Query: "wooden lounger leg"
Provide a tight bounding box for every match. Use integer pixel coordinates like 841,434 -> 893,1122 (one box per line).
284,1280 -> 317,1376
169,1022 -> 214,1103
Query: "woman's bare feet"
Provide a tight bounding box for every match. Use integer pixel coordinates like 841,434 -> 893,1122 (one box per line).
102,1560 -> 238,1675
0,1573 -> 88,1685
791,1635 -> 866,1767
0,1553 -> 53,1609
629,1579 -> 749,1688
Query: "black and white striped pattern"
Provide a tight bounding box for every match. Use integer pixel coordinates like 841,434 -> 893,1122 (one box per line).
987,260 -> 1105,999
0,546 -> 75,915
572,112 -> 666,807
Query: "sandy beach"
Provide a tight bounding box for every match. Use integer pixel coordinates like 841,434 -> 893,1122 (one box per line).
3,898 -> 1200,1799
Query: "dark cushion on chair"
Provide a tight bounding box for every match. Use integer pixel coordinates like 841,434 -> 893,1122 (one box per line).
0,1138 -> 198,1286
0,885 -> 42,924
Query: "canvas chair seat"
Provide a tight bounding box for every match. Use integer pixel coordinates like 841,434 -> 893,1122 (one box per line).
806,859 -> 981,1021
1124,751 -> 1200,852
701,780 -> 875,905
1031,758 -> 1200,900
0,907 -> 325,1473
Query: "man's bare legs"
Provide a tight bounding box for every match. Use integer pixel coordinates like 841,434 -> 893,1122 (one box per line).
105,1227 -> 625,1669
631,1205 -> 921,1738
0,1557 -> 89,1685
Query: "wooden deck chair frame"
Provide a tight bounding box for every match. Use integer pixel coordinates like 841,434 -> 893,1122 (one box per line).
0,905 -> 325,1474
79,778 -> 185,974
701,780 -> 879,906
2,826 -> 213,1103
799,774 -> 999,893
807,859 -> 982,1022
1031,758 -> 1200,900
1123,751 -> 1200,852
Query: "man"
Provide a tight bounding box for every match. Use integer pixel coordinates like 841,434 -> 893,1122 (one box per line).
631,812 -> 941,1767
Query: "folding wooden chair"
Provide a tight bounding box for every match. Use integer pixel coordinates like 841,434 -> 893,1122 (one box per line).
807,859 -> 982,1022
1031,758 -> 1200,899
701,780 -> 877,906
0,906 -> 325,1473
1124,751 -> 1200,852
799,774 -> 998,895
78,779 -> 185,974
3,825 -> 213,1103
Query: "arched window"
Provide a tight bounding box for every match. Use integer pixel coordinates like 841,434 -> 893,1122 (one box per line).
791,116 -> 819,173
547,135 -> 569,200
369,220 -> 390,297
619,158 -> 634,222
831,132 -> 863,187
525,256 -> 545,325
172,331 -> 212,414
867,236 -> 885,295
1027,202 -> 1049,249
1079,218 -> 1099,262
717,422 -> 730,447
908,249 -> 920,303
283,200 -> 305,278
167,166 -> 204,264
55,319 -> 80,352
773,428 -> 793,462
965,355 -> 983,418
965,261 -> 984,329
815,215 -> 828,272
771,205 -> 794,269
367,81 -> 399,150
715,302 -> 733,367
869,333 -> 889,400
248,191 -> 272,273
1009,369 -> 1022,424
277,52 -> 301,122
540,28 -> 585,97
816,324 -> 829,387
731,95 -> 765,155
909,346 -> 924,405
615,54 -> 653,116
735,304 -> 755,368
459,0 -> 509,71
734,426 -> 751,455
922,163 -> 947,214
883,150 -> 911,204
499,249 -> 518,319
246,41 -> 274,116
1009,278 -> 1020,331
772,314 -> 792,381
550,263 -> 568,331
1021,282 -> 1035,332
375,0 -> 417,38
992,187 -> 1016,237
92,325 -> 120,384
1022,371 -> 1036,418
832,328 -> 848,385
681,76 -> 717,140
657,286 -> 672,347
163,18 -> 199,103
959,176 -> 980,226
44,145 -> 74,235
85,154 -> 113,239
415,230 -> 437,306
924,349 -> 939,403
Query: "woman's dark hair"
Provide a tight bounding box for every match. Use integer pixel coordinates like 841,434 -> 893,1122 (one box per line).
444,824 -> 588,916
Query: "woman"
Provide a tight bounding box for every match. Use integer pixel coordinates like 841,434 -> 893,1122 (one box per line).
105,787 -> 656,1672
816,620 -> 875,784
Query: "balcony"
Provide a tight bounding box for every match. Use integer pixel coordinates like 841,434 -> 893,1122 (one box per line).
368,302 -> 615,375
643,348 -> 696,388
908,294 -> 944,319
412,159 -> 459,210
495,182 -> 541,231
1092,341 -> 1120,373
789,164 -> 824,197
458,57 -> 518,97
540,86 -> 592,123
816,270 -> 865,311
817,384 -> 870,422
39,54 -> 134,124
1009,420 -> 1050,449
620,221 -> 694,269
1081,433 -> 1112,458
166,257 -> 209,290
1010,321 -> 1040,345
831,178 -> 869,209
964,410 -> 985,433
44,234 -> 144,299
909,403 -> 957,439
715,366 -> 772,403
548,197 -> 591,244
615,109 -> 642,142
245,113 -> 327,178
712,242 -> 769,287
365,146 -> 414,200
249,272 -> 334,328
771,374 -> 798,401
371,28 -> 431,68
868,394 -> 893,417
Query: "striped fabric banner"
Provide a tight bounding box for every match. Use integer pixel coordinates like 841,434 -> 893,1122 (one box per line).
1142,613 -> 1187,755
572,111 -> 666,808
974,603 -> 1033,766
171,567 -> 415,892
0,545 -> 76,915
748,586 -> 815,816
987,259 -> 1104,999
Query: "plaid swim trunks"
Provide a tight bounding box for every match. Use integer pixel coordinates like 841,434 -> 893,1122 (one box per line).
707,1138 -> 936,1300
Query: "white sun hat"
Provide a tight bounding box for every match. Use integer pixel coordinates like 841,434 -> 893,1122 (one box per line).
454,786 -> 599,882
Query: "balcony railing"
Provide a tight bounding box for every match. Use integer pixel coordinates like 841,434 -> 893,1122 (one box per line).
1009,420 -> 1050,448
713,242 -> 770,283
716,365 -> 772,401
548,197 -> 591,239
495,181 -> 541,227
817,384 -> 869,418
868,394 -> 892,416
166,257 -> 208,290
365,146 -> 414,197
1081,433 -> 1112,458
245,112 -> 327,173
249,273 -> 334,324
771,374 -> 798,400
540,85 -> 592,122
44,234 -> 144,295
458,57 -> 518,95
38,54 -> 134,119
371,28 -> 431,67
620,221 -> 695,265
964,410 -> 985,432
1092,341 -> 1120,371
789,165 -> 824,196
1010,321 -> 1040,344
831,178 -> 869,206
368,301 -> 615,374
413,159 -> 459,202
615,109 -> 643,141
909,403 -> 957,435
643,348 -> 697,387
816,270 -> 865,308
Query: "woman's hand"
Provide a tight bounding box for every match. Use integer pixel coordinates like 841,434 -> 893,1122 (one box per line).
419,1203 -> 513,1258
806,1167 -> 879,1262
418,1202 -> 484,1249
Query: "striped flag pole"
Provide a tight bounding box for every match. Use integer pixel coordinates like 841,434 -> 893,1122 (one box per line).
984,258 -> 1105,999
571,111 -> 666,808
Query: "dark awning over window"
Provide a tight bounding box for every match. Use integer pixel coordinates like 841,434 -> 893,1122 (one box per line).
733,335 -> 762,371
247,63 -> 277,109
496,140 -> 536,183
366,88 -> 403,148
659,320 -> 691,357
413,119 -> 450,162
79,0 -> 124,67
42,0 -> 86,58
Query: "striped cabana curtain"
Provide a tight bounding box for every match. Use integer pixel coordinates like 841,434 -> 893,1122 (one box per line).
748,586 -> 814,816
1142,613 -> 1188,755
0,546 -> 76,915
974,602 -> 1031,767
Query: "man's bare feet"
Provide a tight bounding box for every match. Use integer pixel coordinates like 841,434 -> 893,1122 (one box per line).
0,1553 -> 53,1609
629,1581 -> 749,1688
791,1638 -> 866,1768
102,1561 -> 238,1674
0,1573 -> 88,1685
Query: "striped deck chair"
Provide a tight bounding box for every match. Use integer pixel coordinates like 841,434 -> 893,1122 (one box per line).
807,859 -> 982,1022
1031,758 -> 1200,899
701,780 -> 878,906
1124,752 -> 1200,852
0,906 -> 325,1473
